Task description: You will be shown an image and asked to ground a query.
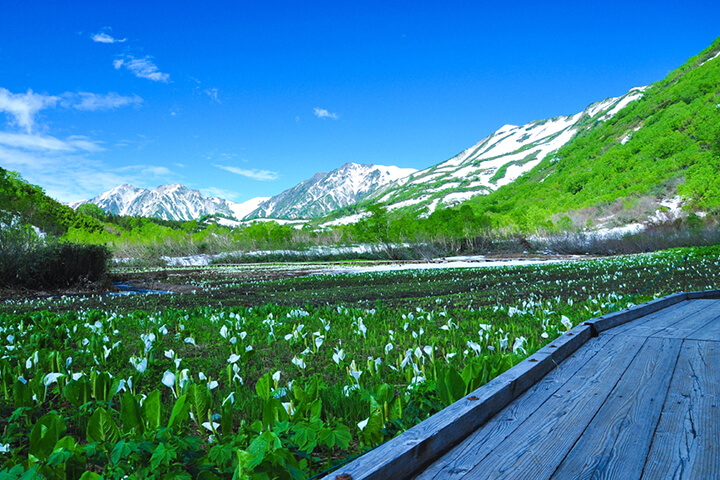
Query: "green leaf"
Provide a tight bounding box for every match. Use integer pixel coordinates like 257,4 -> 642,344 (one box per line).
142,389 -> 162,430
168,394 -> 190,429
121,391 -> 143,434
255,373 -> 271,401
445,367 -> 466,404
375,383 -> 394,404
388,396 -> 403,422
330,424 -> 352,450
29,412 -> 66,461
78,472 -> 101,480
92,371 -> 112,403
150,443 -> 177,470
62,378 -> 92,407
186,383 -> 211,427
291,421 -> 318,452
110,439 -> 135,465
47,447 -> 74,467
86,407 -> 120,445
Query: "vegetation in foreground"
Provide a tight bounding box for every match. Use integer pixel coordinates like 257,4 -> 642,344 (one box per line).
0,246 -> 718,479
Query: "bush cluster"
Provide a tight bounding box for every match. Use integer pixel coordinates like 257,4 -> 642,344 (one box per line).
0,232 -> 110,290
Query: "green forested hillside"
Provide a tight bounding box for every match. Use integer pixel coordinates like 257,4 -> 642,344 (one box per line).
466,36 -> 720,229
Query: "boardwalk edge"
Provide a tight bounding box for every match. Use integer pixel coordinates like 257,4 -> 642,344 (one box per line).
322,290 -> 713,480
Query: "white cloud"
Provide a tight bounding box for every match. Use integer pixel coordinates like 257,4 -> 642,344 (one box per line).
116,164 -> 173,177
203,88 -> 220,103
313,107 -> 339,120
0,88 -> 60,133
0,132 -> 103,152
213,164 -> 279,181
66,92 -> 143,111
92,32 -> 126,44
114,55 -> 170,83
201,187 -> 240,201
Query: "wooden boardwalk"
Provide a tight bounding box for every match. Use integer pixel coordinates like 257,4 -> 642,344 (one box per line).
324,292 -> 720,480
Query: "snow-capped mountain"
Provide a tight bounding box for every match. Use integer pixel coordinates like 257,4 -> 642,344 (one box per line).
70,163 -> 414,222
245,163 -> 417,219
71,183 -> 263,222
367,86 -> 647,215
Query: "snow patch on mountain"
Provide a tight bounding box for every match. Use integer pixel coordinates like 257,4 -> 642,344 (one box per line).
371,86 -> 648,215
72,183 -> 265,222
246,163 -> 417,219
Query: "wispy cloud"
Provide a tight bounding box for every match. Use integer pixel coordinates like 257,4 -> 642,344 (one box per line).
64,92 -> 143,111
213,164 -> 279,181
92,32 -> 126,44
116,164 -> 173,177
203,88 -> 220,103
201,187 -> 240,201
313,107 -> 339,120
0,132 -> 103,152
0,88 -> 143,134
114,55 -> 170,83
0,88 -> 60,133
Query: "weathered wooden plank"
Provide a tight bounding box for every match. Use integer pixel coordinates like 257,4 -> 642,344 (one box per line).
684,304 -> 720,342
611,300 -> 716,338
640,340 -> 720,480
416,334 -> 614,480
686,289 -> 720,300
550,336 -> 682,480
650,300 -> 720,339
458,335 -> 647,480
589,293 -> 688,334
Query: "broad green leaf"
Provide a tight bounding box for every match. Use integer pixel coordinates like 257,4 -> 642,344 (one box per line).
319,424 -> 352,449
92,371 -> 112,403
445,367 -> 466,403
150,443 -> 177,470
78,472 -> 101,480
186,384 -> 211,427
291,421 -> 317,452
142,389 -> 162,430
255,373 -> 271,401
62,378 -> 92,407
111,439 -> 135,465
168,394 -> 190,429
375,383 -> 394,404
29,412 -> 66,461
388,397 -> 403,422
121,391 -> 143,434
86,407 -> 120,445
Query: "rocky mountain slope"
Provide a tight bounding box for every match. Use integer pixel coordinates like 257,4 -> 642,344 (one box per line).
246,163 -> 417,219
70,183 -> 265,222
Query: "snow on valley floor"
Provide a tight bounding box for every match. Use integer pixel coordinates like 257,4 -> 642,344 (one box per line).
323,256 -> 569,275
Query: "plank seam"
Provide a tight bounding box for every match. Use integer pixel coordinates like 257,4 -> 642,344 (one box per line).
638,338 -> 687,479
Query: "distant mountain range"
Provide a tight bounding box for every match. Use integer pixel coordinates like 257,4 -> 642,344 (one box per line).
72,163 -> 415,222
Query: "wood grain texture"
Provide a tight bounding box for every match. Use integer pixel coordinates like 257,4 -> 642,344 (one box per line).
610,300 -> 714,338
650,300 -> 720,339
416,335 -> 614,480
459,335 -> 647,480
640,340 -> 720,480
549,336 -> 682,480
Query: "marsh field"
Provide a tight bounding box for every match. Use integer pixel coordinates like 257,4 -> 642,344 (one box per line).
1,246 -> 719,479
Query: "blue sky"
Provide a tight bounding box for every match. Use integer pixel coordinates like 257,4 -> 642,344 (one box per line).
1,1 -> 719,204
